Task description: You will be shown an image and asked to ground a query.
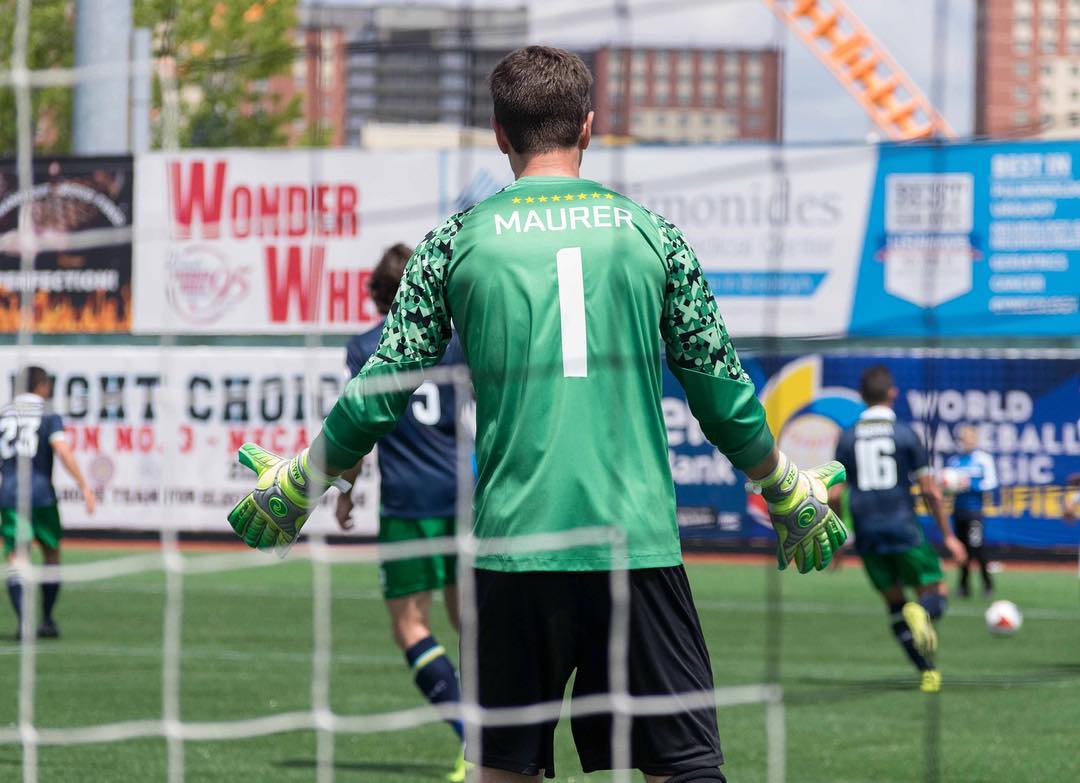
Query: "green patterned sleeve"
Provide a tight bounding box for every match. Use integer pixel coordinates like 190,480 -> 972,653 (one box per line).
654,213 -> 775,471
315,214 -> 462,471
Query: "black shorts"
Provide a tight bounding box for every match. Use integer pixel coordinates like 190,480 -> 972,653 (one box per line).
469,565 -> 723,779
953,510 -> 984,548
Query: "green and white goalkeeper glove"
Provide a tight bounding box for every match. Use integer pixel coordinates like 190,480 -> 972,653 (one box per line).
227,443 -> 350,556
753,453 -> 847,573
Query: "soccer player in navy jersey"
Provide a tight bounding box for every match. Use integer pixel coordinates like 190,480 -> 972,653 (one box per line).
335,244 -> 468,783
832,365 -> 966,693
2,366 -> 96,639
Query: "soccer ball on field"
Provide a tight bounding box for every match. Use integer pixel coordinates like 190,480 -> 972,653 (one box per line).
985,600 -> 1022,636
937,467 -> 970,495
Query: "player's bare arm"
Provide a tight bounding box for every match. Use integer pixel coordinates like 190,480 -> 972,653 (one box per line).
334,463 -> 363,531
53,431 -> 95,515
918,473 -> 965,561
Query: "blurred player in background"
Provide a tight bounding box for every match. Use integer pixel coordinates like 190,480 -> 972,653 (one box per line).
336,243 -> 468,783
2,366 -> 95,640
1064,473 -> 1080,522
229,46 -> 847,783
944,424 -> 998,597
832,365 -> 965,693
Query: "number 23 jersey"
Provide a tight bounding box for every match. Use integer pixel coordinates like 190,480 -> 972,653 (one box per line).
0,393 -> 66,509
834,405 -> 931,554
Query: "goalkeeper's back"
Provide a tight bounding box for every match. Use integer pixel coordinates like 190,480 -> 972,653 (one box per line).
450,179 -> 689,571
317,52 -> 775,573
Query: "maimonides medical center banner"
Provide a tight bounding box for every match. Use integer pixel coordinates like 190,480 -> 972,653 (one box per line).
669,351 -> 1080,551
443,140 -> 1080,337
0,347 -> 380,536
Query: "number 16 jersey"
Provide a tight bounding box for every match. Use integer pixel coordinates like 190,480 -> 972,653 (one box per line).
834,405 -> 931,555
319,175 -> 775,572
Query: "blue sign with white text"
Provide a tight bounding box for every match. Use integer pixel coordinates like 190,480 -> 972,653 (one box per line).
671,351 -> 1080,551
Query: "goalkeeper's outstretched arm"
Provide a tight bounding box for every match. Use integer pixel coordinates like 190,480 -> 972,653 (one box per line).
227,217 -> 460,552
653,213 -> 846,572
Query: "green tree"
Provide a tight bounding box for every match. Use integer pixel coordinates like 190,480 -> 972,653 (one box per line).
136,0 -> 304,148
0,0 -> 75,155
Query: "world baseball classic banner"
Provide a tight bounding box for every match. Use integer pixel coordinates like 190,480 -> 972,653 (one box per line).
0,156 -> 133,333
0,347 -> 380,536
132,150 -> 443,334
670,350 -> 1080,551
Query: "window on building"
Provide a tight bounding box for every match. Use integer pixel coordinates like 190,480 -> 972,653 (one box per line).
724,79 -> 740,102
678,51 -> 693,74
1015,61 -> 1030,77
632,50 -> 647,74
1040,113 -> 1054,127
608,50 -> 622,70
747,115 -> 763,132
1040,88 -> 1052,101
1015,41 -> 1032,54
1014,109 -> 1030,126
1071,112 -> 1080,126
724,53 -> 740,75
633,78 -> 647,102
1041,63 -> 1054,76
700,55 -> 716,76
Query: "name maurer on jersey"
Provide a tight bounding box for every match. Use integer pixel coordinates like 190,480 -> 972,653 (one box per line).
494,205 -> 634,235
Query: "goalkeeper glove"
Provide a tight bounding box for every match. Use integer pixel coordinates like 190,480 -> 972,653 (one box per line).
753,452 -> 847,573
226,443 -> 349,556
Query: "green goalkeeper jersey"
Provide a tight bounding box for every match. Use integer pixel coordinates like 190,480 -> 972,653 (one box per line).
319,175 -> 774,571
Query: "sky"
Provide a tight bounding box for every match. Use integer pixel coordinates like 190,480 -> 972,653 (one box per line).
313,0 -> 976,142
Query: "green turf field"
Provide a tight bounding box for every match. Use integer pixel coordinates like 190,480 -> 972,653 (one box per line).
0,548 -> 1077,782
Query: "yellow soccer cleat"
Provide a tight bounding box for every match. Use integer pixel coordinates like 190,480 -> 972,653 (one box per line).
920,669 -> 942,693
902,601 -> 938,660
447,747 -> 470,783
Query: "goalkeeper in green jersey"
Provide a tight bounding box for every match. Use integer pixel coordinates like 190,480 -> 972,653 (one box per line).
228,46 -> 845,782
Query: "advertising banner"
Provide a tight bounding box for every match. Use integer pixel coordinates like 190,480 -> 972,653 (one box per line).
670,350 -> 1080,551
443,140 -> 1080,337
132,150 -> 443,333
1,347 -> 380,536
0,156 -> 133,333
3,347 -> 1075,550
849,142 -> 1080,336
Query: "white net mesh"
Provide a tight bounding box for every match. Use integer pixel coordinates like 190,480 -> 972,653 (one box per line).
0,2 -> 805,781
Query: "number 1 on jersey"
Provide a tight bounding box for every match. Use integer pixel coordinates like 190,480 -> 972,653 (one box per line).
556,247 -> 588,378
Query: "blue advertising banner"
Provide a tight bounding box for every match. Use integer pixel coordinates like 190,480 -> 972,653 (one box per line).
672,351 -> 1080,551
850,142 -> 1080,336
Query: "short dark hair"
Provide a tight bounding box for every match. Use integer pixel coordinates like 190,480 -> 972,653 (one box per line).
16,366 -> 50,396
368,243 -> 413,315
489,46 -> 593,155
859,364 -> 895,405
